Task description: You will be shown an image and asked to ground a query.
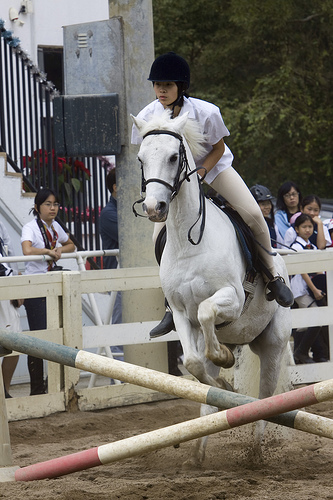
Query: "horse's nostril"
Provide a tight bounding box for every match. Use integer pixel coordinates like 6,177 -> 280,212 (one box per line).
142,203 -> 147,214
156,201 -> 167,213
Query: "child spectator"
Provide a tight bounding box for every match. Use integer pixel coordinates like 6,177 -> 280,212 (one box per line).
284,195 -> 331,249
289,214 -> 326,364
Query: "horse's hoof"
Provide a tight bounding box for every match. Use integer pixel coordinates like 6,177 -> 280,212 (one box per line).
207,344 -> 235,368
220,344 -> 235,368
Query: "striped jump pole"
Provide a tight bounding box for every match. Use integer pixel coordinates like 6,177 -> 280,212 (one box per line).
1,331 -> 333,440
12,376 -> 333,481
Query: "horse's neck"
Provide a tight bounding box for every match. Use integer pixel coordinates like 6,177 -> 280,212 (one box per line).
166,137 -> 202,242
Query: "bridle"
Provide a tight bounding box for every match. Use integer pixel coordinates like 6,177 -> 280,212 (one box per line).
132,129 -> 207,245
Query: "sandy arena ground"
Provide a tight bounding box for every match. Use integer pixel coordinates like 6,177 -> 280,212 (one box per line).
2,395 -> 333,499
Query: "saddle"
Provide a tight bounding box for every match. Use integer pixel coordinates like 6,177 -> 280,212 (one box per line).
155,199 -> 264,276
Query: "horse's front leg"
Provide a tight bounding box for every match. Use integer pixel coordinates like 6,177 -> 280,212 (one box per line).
171,311 -> 224,388
198,287 -> 242,368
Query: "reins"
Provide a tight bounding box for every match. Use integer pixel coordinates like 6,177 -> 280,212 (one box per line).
132,129 -> 207,245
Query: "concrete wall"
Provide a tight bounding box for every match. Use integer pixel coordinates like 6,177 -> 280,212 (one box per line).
1,0 -> 109,64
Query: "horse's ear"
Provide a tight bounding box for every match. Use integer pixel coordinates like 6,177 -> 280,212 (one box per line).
131,114 -> 146,133
174,111 -> 189,133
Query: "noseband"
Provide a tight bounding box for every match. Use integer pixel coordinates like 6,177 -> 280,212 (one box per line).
132,129 -> 207,245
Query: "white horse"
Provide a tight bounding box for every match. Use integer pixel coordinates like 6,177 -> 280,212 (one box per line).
132,110 -> 292,465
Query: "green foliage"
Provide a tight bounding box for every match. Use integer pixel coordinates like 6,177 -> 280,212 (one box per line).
152,0 -> 333,197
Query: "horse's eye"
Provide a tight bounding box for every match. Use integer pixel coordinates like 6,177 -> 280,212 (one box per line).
170,154 -> 178,163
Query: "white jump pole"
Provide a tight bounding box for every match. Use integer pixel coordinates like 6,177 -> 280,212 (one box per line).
1,330 -> 333,438
2,331 -> 333,481
12,376 -> 333,481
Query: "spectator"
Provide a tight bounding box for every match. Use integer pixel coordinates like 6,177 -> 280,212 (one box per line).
21,188 -> 75,395
99,168 -> 122,325
286,205 -> 330,362
250,184 -> 283,248
275,181 -> 303,239
289,213 -> 325,364
284,195 -> 331,249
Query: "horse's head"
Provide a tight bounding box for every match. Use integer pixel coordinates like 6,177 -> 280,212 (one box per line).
131,110 -> 190,222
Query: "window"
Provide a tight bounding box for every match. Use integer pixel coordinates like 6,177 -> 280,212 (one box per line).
38,46 -> 63,94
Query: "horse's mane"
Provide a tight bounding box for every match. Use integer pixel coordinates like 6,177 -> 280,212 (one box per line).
138,109 -> 206,159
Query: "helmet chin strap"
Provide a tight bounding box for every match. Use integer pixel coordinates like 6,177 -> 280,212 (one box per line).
169,92 -> 185,117
152,80 -> 186,117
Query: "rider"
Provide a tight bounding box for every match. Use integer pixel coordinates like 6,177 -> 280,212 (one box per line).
131,52 -> 294,338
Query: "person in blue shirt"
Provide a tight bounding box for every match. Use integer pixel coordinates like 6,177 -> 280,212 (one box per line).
275,181 -> 303,239
100,168 -> 119,271
100,168 -> 122,325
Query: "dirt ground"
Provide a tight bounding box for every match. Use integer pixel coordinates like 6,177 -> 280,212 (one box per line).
2,397 -> 333,500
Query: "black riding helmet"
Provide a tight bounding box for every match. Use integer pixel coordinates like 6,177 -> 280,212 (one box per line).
148,52 -> 190,112
250,184 -> 274,203
250,184 -> 275,222
148,52 -> 190,88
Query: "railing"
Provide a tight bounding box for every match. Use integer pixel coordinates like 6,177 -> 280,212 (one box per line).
0,256 -> 166,421
0,20 -> 111,253
0,248 -> 332,422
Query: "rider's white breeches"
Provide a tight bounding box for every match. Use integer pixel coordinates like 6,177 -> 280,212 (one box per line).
210,167 -> 275,277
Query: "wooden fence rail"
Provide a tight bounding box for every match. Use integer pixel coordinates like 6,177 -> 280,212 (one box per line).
0,248 -> 332,421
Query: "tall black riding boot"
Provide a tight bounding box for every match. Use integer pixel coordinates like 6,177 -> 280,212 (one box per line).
266,276 -> 294,308
150,226 -> 176,338
150,310 -> 175,338
293,326 -> 322,364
